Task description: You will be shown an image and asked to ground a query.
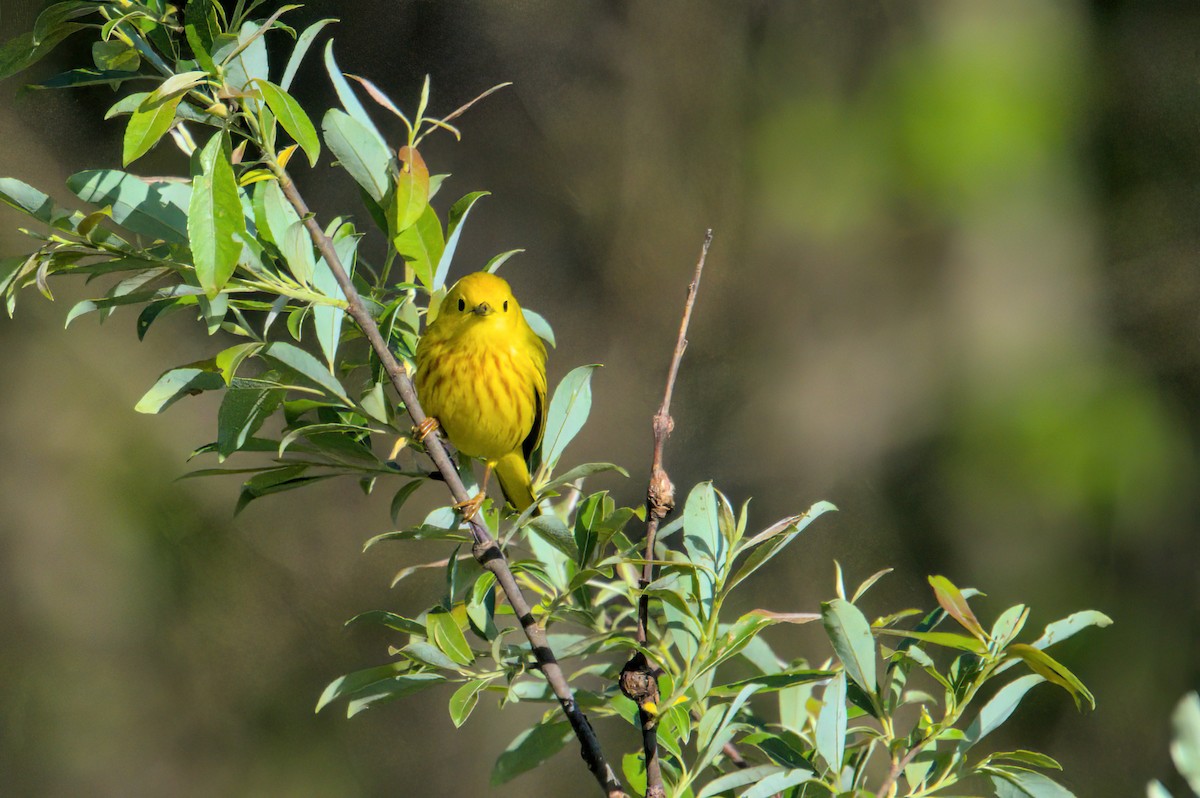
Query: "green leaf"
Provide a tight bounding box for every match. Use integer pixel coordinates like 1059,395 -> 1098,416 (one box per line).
394,204 -> 444,291
0,13 -> 88,82
874,627 -> 988,654
964,674 -> 1045,749
431,191 -> 488,290
92,40 -> 140,72
822,598 -> 877,699
490,720 -> 574,786
539,364 -> 599,474
1006,644 -> 1095,710
726,501 -> 836,593
147,70 -> 209,104
709,668 -> 832,697
345,610 -> 426,636
260,341 -> 351,404
219,21 -> 269,93
323,40 -> 386,146
68,170 -> 190,243
989,769 -> 1077,798
539,462 -> 627,494
696,766 -> 785,798
256,80 -> 320,167
123,94 -> 183,166
236,465 -> 335,514
190,132 -> 246,298
322,107 -> 392,202
448,679 -> 489,728
425,608 -> 473,666
1030,610 -> 1114,651
683,482 -> 726,618
312,224 -> 356,369
389,480 -> 424,525
217,386 -> 285,459
524,514 -> 579,560
522,308 -> 556,348
345,672 -> 445,718
0,177 -> 76,230
743,769 -> 816,798
928,574 -> 988,641
135,364 -> 225,413
1172,692 -> 1200,795
389,145 -> 430,235
814,671 -> 846,775
315,661 -> 407,712
33,68 -> 144,89
621,752 -> 647,797
281,18 -> 336,91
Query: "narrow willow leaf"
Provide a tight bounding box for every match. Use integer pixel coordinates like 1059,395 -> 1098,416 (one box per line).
345,672 -> 445,718
743,769 -> 816,798
394,204 -> 444,290
219,21 -> 269,93
390,145 -> 430,234
726,501 -> 836,593
526,514 -> 579,560
1031,610 -> 1114,651
822,598 -> 877,699
323,40 -> 386,145
281,219 -> 316,285
1006,644 -> 1095,710
928,575 -> 988,641
68,170 -> 190,243
147,70 -> 208,103
312,225 -> 357,369
260,341 -> 351,404
431,190 -> 488,290
426,609 -> 473,666
491,720 -> 574,786
189,133 -> 246,297
448,679 -> 489,728
135,364 -> 225,413
539,364 -> 599,473
696,765 -> 784,798
522,308 -> 555,348
314,661 -> 408,713
322,107 -> 392,202
683,482 -> 723,619
217,386 -> 285,459
989,769 -> 1077,798
281,17 -> 336,91
123,94 -> 183,166
1172,692 -> 1200,796
256,79 -> 320,167
964,674 -> 1046,748
815,672 -> 846,775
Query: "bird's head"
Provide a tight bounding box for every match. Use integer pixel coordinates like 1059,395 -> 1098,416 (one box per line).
435,271 -> 523,330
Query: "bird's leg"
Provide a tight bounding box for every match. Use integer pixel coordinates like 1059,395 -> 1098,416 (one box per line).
453,463 -> 492,522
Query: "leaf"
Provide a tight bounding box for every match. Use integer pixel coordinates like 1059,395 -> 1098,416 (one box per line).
964,674 -> 1046,749
312,225 -> 356,369
814,671 -> 846,775
390,145 -> 430,234
726,501 -> 836,592
135,364 -> 225,413
345,672 -> 445,718
123,92 -> 183,167
1030,610 -> 1114,651
431,190 -> 488,290
989,769 -> 1077,798
323,40 -> 386,146
1172,692 -> 1200,795
315,661 -> 407,712
322,107 -> 392,202
217,386 -> 285,459
1006,644 -> 1095,710
389,480 -> 424,525
490,720 -> 574,786
0,177 -> 76,230
448,679 -> 488,728
708,668 -> 833,697
822,598 -> 877,699
874,628 -> 988,654
344,610 -> 426,636
525,514 -> 579,560
0,15 -> 88,82
522,308 -> 555,348
539,462 -> 628,494
683,482 -> 724,619
92,40 -> 140,72
260,341 -> 352,404
256,80 -> 320,167
148,70 -> 209,104
696,765 -> 784,798
219,21 -> 269,93
539,364 -> 599,473
394,204 -> 444,290
281,17 -> 336,91
928,575 -> 988,641
425,608 -> 474,666
190,133 -> 246,298
743,769 -> 816,798
68,170 -> 190,243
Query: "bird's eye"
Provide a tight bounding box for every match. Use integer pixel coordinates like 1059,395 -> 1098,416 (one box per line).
503,300 -> 509,312
457,298 -> 466,312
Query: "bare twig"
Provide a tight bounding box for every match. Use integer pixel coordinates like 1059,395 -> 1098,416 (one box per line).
620,230 -> 713,798
272,167 -> 625,798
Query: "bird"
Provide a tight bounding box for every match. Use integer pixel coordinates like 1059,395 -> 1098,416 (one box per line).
414,271 -> 547,518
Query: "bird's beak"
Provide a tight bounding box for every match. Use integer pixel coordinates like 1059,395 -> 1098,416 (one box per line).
471,302 -> 494,316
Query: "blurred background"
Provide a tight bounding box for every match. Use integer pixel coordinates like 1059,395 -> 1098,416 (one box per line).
1,1 -> 1198,795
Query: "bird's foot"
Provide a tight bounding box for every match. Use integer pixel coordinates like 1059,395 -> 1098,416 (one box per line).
453,492 -> 487,522
413,416 -> 440,443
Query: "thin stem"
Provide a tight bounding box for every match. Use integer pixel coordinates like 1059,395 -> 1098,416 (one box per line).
268,164 -> 624,798
626,230 -> 713,798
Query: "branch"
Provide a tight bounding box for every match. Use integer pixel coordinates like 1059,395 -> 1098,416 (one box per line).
272,167 -> 625,798
620,230 -> 713,798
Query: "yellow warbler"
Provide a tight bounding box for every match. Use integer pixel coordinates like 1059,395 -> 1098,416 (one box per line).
414,272 -> 547,514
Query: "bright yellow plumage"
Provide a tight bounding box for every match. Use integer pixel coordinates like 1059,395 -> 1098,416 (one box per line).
415,272 -> 547,511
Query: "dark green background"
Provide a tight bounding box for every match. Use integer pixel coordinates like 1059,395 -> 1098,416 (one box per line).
1,2 -> 1197,795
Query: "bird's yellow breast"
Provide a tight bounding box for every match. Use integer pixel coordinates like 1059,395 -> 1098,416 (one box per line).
415,320 -> 542,464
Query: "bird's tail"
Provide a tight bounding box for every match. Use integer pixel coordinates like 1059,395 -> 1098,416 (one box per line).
495,450 -> 536,512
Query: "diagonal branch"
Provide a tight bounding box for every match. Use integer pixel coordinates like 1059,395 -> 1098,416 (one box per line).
620,230 -> 713,798
271,166 -> 625,798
